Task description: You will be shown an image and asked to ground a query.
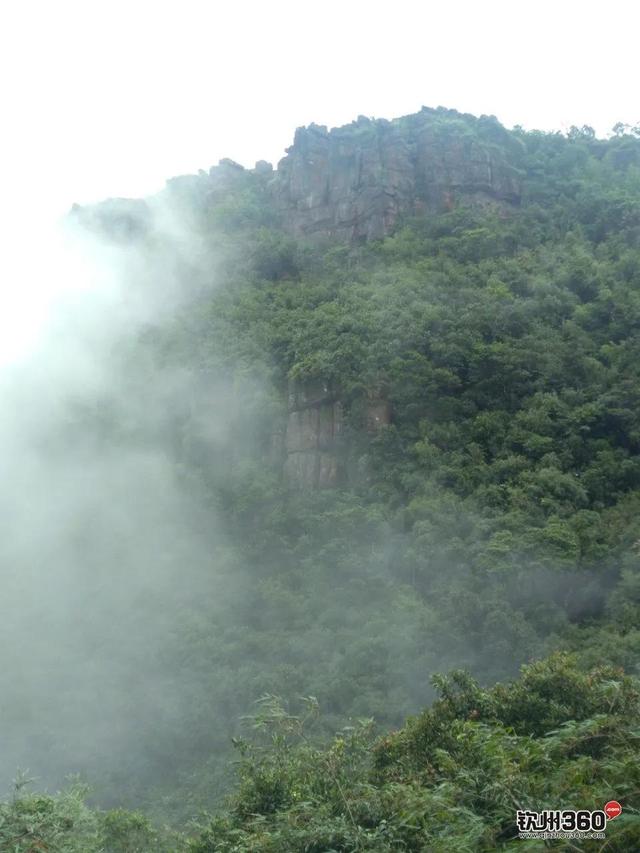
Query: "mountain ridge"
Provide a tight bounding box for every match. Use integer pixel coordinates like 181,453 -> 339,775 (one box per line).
72,106 -> 525,245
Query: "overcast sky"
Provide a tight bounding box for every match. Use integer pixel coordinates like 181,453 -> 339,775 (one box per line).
2,0 -> 638,214
0,0 -> 638,361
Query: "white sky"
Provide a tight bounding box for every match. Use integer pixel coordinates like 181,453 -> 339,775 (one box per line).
2,0 -> 639,213
0,0 -> 638,361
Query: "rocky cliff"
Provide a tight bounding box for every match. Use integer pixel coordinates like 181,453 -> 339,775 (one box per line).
72,107 -> 523,248
281,380 -> 392,490
283,380 -> 344,489
70,106 -> 524,489
270,107 -> 523,242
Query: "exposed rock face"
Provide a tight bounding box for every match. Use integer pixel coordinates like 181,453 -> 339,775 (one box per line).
69,107 -> 523,489
282,380 -> 392,489
71,108 -> 523,249
271,108 -> 523,242
283,380 -> 344,489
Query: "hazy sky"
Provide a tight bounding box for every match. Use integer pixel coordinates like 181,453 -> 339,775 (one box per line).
3,0 -> 638,214
0,0 -> 638,361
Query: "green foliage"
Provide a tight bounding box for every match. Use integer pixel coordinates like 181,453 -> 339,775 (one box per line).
0,779 -> 185,852
190,656 -> 640,850
115,123 -> 640,810
5,114 -> 640,843
5,658 -> 638,850
0,779 -> 102,853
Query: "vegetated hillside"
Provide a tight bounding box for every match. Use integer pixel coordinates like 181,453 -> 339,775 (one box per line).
4,656 -> 640,850
4,108 -> 640,848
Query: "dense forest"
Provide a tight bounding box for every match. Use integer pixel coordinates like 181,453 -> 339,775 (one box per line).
2,109 -> 640,850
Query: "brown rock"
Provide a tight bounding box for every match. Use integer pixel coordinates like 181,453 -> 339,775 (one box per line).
283,380 -> 344,489
270,107 -> 522,243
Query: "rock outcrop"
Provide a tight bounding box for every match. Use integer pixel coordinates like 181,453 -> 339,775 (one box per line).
283,380 -> 344,489
270,107 -> 523,243
71,107 -> 524,249
282,380 -> 392,490
69,107 -> 524,489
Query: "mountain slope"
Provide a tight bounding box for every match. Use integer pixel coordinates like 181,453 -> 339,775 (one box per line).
3,109 -> 640,841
